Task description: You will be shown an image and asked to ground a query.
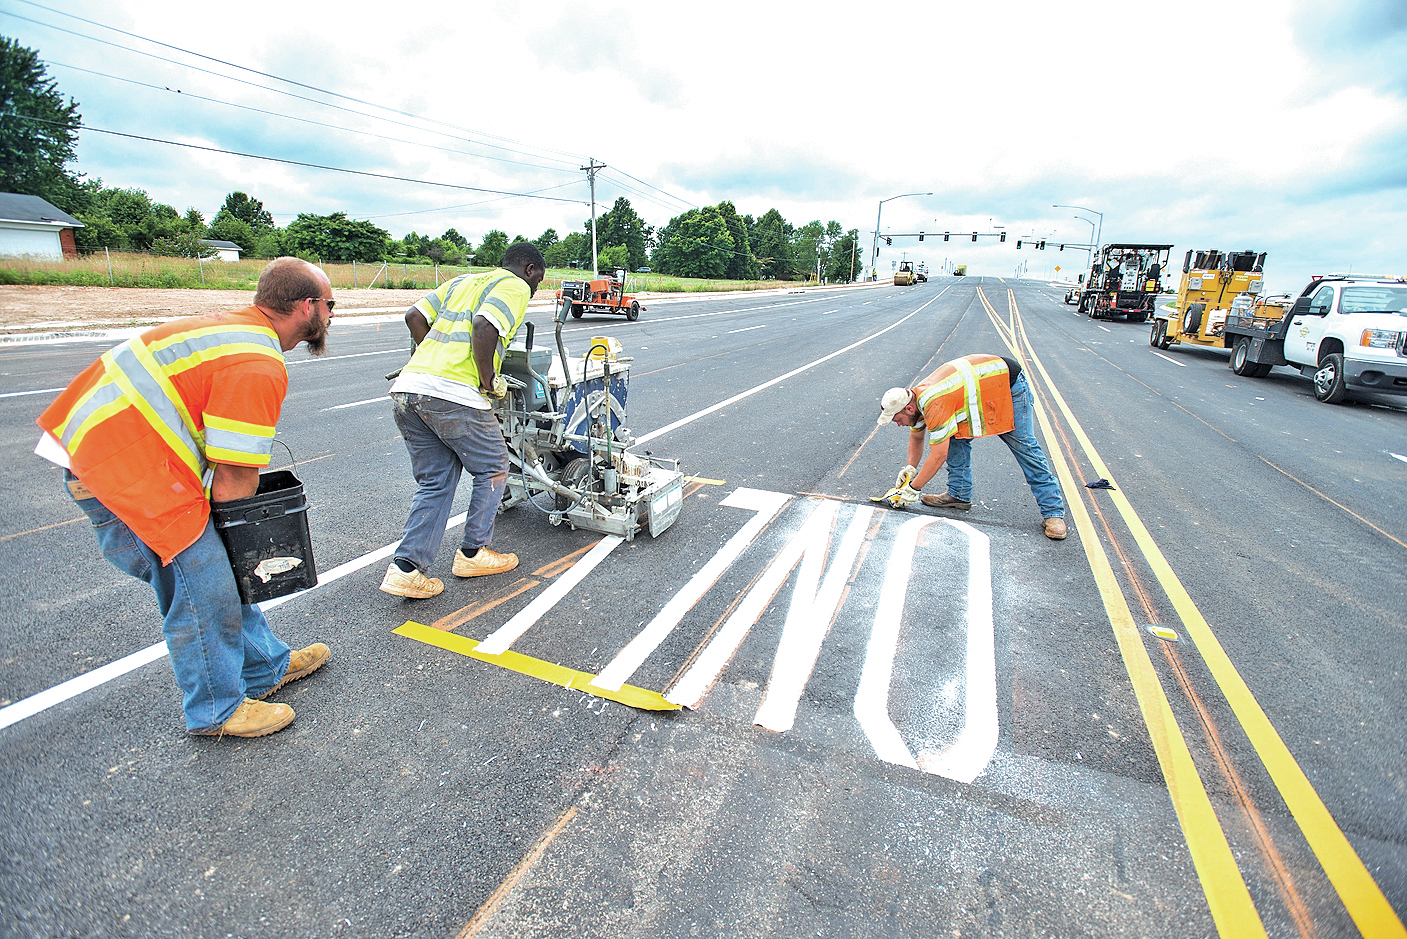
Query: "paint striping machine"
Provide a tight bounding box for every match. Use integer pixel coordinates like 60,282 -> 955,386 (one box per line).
495,295 -> 685,541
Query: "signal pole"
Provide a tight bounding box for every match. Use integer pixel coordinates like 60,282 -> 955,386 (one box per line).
582,158 -> 606,276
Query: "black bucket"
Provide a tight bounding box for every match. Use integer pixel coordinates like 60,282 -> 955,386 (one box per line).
213,470 -> 318,605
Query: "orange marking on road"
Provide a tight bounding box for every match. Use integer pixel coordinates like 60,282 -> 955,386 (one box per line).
532,540 -> 600,578
454,801 -> 583,939
0,516 -> 84,543
430,578 -> 541,632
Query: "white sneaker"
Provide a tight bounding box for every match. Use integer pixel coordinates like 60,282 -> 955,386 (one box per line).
379,563 -> 444,598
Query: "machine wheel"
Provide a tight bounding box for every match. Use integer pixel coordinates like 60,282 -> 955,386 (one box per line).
1151,319 -> 1172,349
1231,338 -> 1255,376
1313,352 -> 1349,403
554,457 -> 591,510
627,300 -> 640,322
570,303 -> 583,319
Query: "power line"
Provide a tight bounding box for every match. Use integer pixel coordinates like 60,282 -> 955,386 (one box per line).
43,59 -> 578,176
13,0 -> 590,169
10,112 -> 589,206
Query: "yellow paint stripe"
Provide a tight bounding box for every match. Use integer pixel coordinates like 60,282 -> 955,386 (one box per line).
1018,334 -> 1268,938
683,475 -> 726,485
394,621 -> 680,711
1009,298 -> 1405,939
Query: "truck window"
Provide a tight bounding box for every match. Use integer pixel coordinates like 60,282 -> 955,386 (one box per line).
1307,285 -> 1335,315
1339,286 -> 1407,313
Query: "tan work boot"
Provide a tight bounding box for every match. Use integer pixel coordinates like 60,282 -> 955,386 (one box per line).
453,547 -> 519,578
380,563 -> 444,598
203,698 -> 294,738
257,643 -> 330,700
1042,517 -> 1068,540
921,492 -> 972,511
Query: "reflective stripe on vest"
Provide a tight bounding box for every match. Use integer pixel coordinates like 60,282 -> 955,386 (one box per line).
916,355 -> 1011,444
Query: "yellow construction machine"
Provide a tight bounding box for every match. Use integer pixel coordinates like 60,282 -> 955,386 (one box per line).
1151,249 -> 1270,349
894,260 -> 917,286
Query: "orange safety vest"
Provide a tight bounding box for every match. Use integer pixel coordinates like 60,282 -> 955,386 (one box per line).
912,354 -> 1015,446
37,308 -> 287,564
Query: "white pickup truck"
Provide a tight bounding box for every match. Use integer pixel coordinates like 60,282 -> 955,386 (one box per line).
1220,275 -> 1407,403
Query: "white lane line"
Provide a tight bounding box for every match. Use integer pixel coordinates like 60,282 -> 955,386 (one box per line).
286,349 -> 403,367
0,387 -> 64,399
634,290 -> 949,446
560,298 -> 824,333
0,511 -> 468,732
321,396 -> 386,412
754,503 -> 872,732
476,535 -> 625,656
1152,351 -> 1187,367
593,488 -> 791,692
728,325 -> 766,334
1390,453 -> 1407,464
1095,324 -> 1111,332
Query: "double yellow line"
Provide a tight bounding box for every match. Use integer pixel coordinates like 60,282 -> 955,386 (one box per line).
975,287 -> 1404,939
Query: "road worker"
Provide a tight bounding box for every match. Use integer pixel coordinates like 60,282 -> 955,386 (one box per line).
34,257 -> 333,737
876,353 -> 1068,540
380,241 -> 546,598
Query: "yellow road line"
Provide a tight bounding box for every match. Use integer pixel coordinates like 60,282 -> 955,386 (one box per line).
394,621 -> 680,711
1007,292 -> 1405,938
981,301 -> 1267,937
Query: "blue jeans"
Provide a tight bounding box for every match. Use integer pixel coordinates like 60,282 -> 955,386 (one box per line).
67,473 -> 291,732
944,374 -> 1065,518
391,393 -> 509,572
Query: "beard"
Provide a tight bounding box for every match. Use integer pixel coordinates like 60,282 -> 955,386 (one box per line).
302,312 -> 329,356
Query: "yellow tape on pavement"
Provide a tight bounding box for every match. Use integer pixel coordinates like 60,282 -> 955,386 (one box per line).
394,621 -> 681,711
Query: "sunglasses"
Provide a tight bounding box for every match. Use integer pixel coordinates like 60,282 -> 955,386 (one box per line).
308,297 -> 337,311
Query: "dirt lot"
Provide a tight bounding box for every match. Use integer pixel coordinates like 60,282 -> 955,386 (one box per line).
0,285 -> 432,331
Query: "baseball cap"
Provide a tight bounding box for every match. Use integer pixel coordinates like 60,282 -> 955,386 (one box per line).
877,387 -> 912,425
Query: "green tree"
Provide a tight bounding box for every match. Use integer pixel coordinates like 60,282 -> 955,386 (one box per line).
794,220 -> 825,282
217,192 -> 274,232
442,228 -> 467,248
473,229 -> 508,267
0,39 -> 82,212
654,207 -> 733,278
283,212 -> 389,262
183,207 -> 206,235
715,201 -> 758,280
599,244 -> 629,271
825,228 -> 863,283
590,197 -> 652,272
751,208 -> 794,280
545,231 -> 586,269
533,228 -> 558,253
208,214 -> 256,256
254,230 -> 285,259
151,231 -> 217,258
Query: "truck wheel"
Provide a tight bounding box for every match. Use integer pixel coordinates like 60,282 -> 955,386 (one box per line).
1252,363 -> 1274,378
1150,319 -> 1165,348
627,300 -> 640,322
1313,352 -> 1349,403
1128,309 -> 1148,323
1231,338 -> 1254,375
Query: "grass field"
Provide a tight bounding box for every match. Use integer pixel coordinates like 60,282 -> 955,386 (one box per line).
0,252 -> 805,295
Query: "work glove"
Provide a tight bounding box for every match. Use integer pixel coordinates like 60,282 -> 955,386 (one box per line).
895,465 -> 917,489
890,484 -> 921,507
484,374 -> 508,399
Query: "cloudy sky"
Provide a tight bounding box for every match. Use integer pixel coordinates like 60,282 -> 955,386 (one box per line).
3,0 -> 1405,292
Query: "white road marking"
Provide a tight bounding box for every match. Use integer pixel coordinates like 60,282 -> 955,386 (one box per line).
0,511 -> 468,732
321,396 -> 386,411
754,503 -> 873,732
728,325 -> 766,334
1391,453 -> 1407,464
0,386 -> 64,399
476,535 -> 625,656
855,516 -> 996,783
286,349 -> 403,367
1152,351 -> 1187,367
634,294 -> 946,446
1096,324 -> 1111,332
594,488 -> 791,692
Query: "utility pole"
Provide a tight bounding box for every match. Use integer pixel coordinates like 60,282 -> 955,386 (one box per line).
582,158 -> 606,277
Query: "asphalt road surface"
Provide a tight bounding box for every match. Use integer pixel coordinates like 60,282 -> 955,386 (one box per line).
1,277 -> 1403,939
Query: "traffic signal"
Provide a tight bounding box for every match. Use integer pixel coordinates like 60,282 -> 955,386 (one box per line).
1000,232 -> 1006,243
1038,240 -> 1046,249
1059,243 -> 1064,251
944,232 -> 950,242
1016,240 -> 1022,249
919,232 -> 924,242
885,237 -> 892,246
971,232 -> 977,242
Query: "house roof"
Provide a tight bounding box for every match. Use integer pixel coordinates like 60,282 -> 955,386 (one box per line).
200,239 -> 242,250
0,193 -> 83,228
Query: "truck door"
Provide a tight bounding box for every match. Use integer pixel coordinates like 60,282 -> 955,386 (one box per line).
1290,283 -> 1335,365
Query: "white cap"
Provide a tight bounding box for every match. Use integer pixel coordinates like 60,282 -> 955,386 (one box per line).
876,387 -> 912,425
